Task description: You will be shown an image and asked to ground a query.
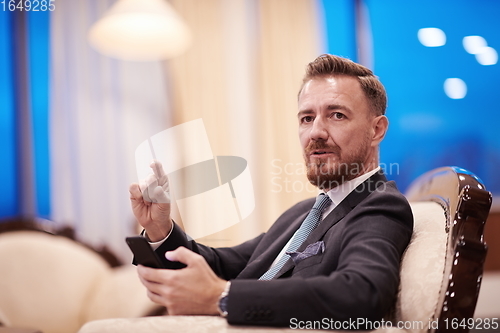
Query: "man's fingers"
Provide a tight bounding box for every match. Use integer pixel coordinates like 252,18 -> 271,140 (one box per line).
161,178 -> 169,192
137,265 -> 175,306
137,270 -> 165,306
165,246 -> 203,267
151,161 -> 169,192
146,174 -> 159,203
146,290 -> 163,305
136,162 -> 170,204
150,161 -> 168,186
137,265 -> 164,284
139,275 -> 163,300
140,174 -> 158,203
129,183 -> 142,200
151,186 -> 170,204
139,180 -> 152,203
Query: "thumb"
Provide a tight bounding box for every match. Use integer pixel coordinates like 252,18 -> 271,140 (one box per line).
152,185 -> 170,204
165,246 -> 201,266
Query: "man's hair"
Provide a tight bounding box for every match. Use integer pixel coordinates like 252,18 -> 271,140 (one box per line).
300,54 -> 387,116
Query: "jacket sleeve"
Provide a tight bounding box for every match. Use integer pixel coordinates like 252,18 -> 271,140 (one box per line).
155,222 -> 265,280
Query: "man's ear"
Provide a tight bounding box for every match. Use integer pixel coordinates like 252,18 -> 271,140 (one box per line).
371,115 -> 388,146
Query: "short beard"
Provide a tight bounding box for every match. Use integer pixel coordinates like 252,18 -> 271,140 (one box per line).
305,138 -> 371,190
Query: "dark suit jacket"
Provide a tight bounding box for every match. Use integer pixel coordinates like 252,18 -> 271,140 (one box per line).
155,171 -> 413,327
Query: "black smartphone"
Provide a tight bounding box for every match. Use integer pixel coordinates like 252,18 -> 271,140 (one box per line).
126,236 -> 165,269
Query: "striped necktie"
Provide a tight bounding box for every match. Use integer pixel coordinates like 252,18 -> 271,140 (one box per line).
259,193 -> 332,280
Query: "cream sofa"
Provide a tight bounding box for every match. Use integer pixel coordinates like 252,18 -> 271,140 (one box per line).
0,231 -> 160,333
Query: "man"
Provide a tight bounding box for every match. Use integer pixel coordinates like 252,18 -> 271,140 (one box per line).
129,54 -> 413,328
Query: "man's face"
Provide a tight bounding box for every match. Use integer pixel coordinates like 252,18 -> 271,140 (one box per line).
298,76 -> 384,190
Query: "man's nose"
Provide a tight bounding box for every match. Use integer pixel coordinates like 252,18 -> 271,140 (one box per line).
309,117 -> 329,141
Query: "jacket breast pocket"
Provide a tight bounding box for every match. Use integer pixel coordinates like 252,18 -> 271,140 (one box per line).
292,252 -> 325,274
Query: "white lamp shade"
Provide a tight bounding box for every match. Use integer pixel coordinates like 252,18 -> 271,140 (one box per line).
88,0 -> 192,61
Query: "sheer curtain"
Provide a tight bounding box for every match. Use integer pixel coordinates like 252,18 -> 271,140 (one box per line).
168,0 -> 324,247
256,0 -> 325,230
50,0 -> 172,261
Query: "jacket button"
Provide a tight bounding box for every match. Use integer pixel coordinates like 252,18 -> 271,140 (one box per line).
245,310 -> 256,321
257,310 -> 266,320
265,310 -> 274,320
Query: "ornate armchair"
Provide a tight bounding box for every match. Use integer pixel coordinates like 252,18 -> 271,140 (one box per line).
27,167 -> 495,333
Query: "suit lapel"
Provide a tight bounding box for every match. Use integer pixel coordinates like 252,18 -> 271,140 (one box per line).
274,170 -> 388,278
236,208 -> 311,279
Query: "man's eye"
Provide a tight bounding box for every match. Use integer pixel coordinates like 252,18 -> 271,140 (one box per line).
301,116 -> 313,123
331,112 -> 345,120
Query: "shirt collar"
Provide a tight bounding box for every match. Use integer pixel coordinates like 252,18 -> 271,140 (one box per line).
324,166 -> 381,207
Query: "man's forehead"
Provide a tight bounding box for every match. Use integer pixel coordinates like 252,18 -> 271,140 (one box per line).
298,76 -> 371,116
299,76 -> 363,102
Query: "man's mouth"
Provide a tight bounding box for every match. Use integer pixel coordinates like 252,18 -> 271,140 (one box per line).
310,150 -> 335,156
305,142 -> 340,160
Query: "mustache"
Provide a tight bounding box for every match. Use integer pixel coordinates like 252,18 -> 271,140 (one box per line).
304,141 -> 340,156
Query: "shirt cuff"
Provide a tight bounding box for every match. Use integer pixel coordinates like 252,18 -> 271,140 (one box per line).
142,223 -> 174,251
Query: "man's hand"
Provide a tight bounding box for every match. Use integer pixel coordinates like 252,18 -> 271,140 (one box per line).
137,247 -> 227,315
129,161 -> 171,242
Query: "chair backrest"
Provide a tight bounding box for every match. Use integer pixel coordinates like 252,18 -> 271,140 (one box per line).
402,167 -> 492,333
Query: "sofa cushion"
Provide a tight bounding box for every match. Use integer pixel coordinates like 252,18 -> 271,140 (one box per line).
0,231 -> 110,333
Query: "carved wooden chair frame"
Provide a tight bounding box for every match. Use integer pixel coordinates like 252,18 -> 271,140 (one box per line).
406,166 -> 492,333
